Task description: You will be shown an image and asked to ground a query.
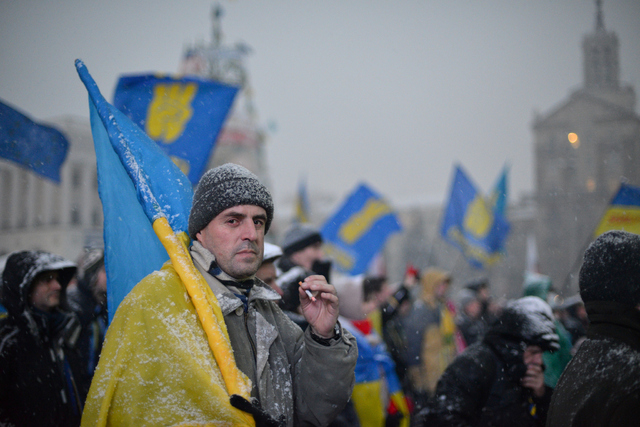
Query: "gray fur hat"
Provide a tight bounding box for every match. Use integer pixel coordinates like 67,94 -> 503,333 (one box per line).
580,230 -> 640,306
188,163 -> 274,240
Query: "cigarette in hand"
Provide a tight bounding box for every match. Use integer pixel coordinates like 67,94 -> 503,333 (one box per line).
299,281 -> 317,302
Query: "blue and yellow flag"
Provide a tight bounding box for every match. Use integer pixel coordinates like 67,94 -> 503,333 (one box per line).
321,183 -> 402,275
440,165 -> 510,269
0,99 -> 69,183
594,183 -> 640,237
113,73 -> 238,185
488,163 -> 509,217
76,60 -> 254,417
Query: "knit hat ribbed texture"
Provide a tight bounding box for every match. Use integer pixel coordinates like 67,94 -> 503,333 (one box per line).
579,230 -> 640,306
188,163 -> 274,240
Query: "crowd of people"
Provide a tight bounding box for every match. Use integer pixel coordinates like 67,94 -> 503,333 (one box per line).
1,163 -> 640,426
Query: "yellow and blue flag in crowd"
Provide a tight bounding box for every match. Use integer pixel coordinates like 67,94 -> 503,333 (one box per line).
113,73 -> 238,185
294,176 -> 310,223
76,61 -> 194,323
594,183 -> 640,237
321,183 -> 402,275
441,164 -> 510,269
488,163 -> 509,217
76,60 -> 255,415
0,99 -> 69,183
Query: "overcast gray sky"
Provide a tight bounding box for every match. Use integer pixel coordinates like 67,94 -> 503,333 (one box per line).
1,0 -> 639,217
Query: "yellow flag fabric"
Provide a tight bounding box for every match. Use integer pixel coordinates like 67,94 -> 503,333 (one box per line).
154,220 -> 252,400
351,380 -> 385,427
81,258 -> 254,427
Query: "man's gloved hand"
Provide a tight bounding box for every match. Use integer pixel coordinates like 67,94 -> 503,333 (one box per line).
230,395 -> 286,427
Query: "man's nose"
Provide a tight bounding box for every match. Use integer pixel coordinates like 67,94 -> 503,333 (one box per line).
240,221 -> 258,240
50,279 -> 62,290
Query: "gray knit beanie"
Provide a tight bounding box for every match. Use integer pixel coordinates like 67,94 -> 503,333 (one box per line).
579,230 -> 640,306
188,163 -> 274,240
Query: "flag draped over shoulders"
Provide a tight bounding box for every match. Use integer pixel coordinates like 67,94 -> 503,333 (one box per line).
75,59 -> 254,426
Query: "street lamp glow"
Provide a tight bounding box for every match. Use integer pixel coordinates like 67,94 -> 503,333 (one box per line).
568,132 -> 580,148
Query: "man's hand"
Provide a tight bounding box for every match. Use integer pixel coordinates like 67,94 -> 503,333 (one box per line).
521,363 -> 546,397
299,275 -> 339,338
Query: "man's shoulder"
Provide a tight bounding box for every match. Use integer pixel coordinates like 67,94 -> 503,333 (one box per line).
123,262 -> 183,304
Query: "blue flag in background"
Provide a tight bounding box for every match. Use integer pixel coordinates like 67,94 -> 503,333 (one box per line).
440,165 -> 510,269
594,183 -> 640,237
321,183 -> 402,275
76,60 -> 194,323
488,163 -> 509,217
114,74 -> 239,185
0,100 -> 69,182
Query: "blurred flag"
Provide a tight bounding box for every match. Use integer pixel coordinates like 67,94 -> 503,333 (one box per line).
0,99 -> 69,183
294,176 -> 310,223
593,183 -> 640,237
321,183 -> 402,275
113,73 -> 239,185
488,163 -> 509,217
440,164 -> 510,269
76,60 -> 254,417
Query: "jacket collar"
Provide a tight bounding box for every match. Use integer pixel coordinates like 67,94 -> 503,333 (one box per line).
190,242 -> 280,316
585,301 -> 640,350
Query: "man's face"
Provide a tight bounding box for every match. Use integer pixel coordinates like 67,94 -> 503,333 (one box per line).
523,345 -> 543,367
290,241 -> 324,271
30,270 -> 62,312
196,205 -> 266,280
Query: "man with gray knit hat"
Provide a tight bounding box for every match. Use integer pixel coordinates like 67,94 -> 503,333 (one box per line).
547,230 -> 640,426
82,163 -> 357,427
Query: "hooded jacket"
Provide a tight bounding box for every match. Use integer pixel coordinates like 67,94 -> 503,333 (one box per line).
0,250 -> 82,427
547,301 -> 640,426
418,296 -> 559,427
402,268 -> 465,396
81,242 -> 357,427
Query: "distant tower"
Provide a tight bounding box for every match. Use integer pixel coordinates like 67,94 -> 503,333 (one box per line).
179,4 -> 270,185
532,0 -> 640,293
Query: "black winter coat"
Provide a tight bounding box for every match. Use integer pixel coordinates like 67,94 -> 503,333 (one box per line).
547,301 -> 640,426
420,334 -> 552,427
0,251 -> 84,427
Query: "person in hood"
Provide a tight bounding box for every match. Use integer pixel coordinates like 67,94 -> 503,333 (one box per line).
522,272 -> 573,387
81,163 -> 357,427
401,268 -> 466,409
255,242 -> 283,296
0,250 -> 83,426
547,230 -> 640,426
417,296 -> 559,427
67,247 -> 108,401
